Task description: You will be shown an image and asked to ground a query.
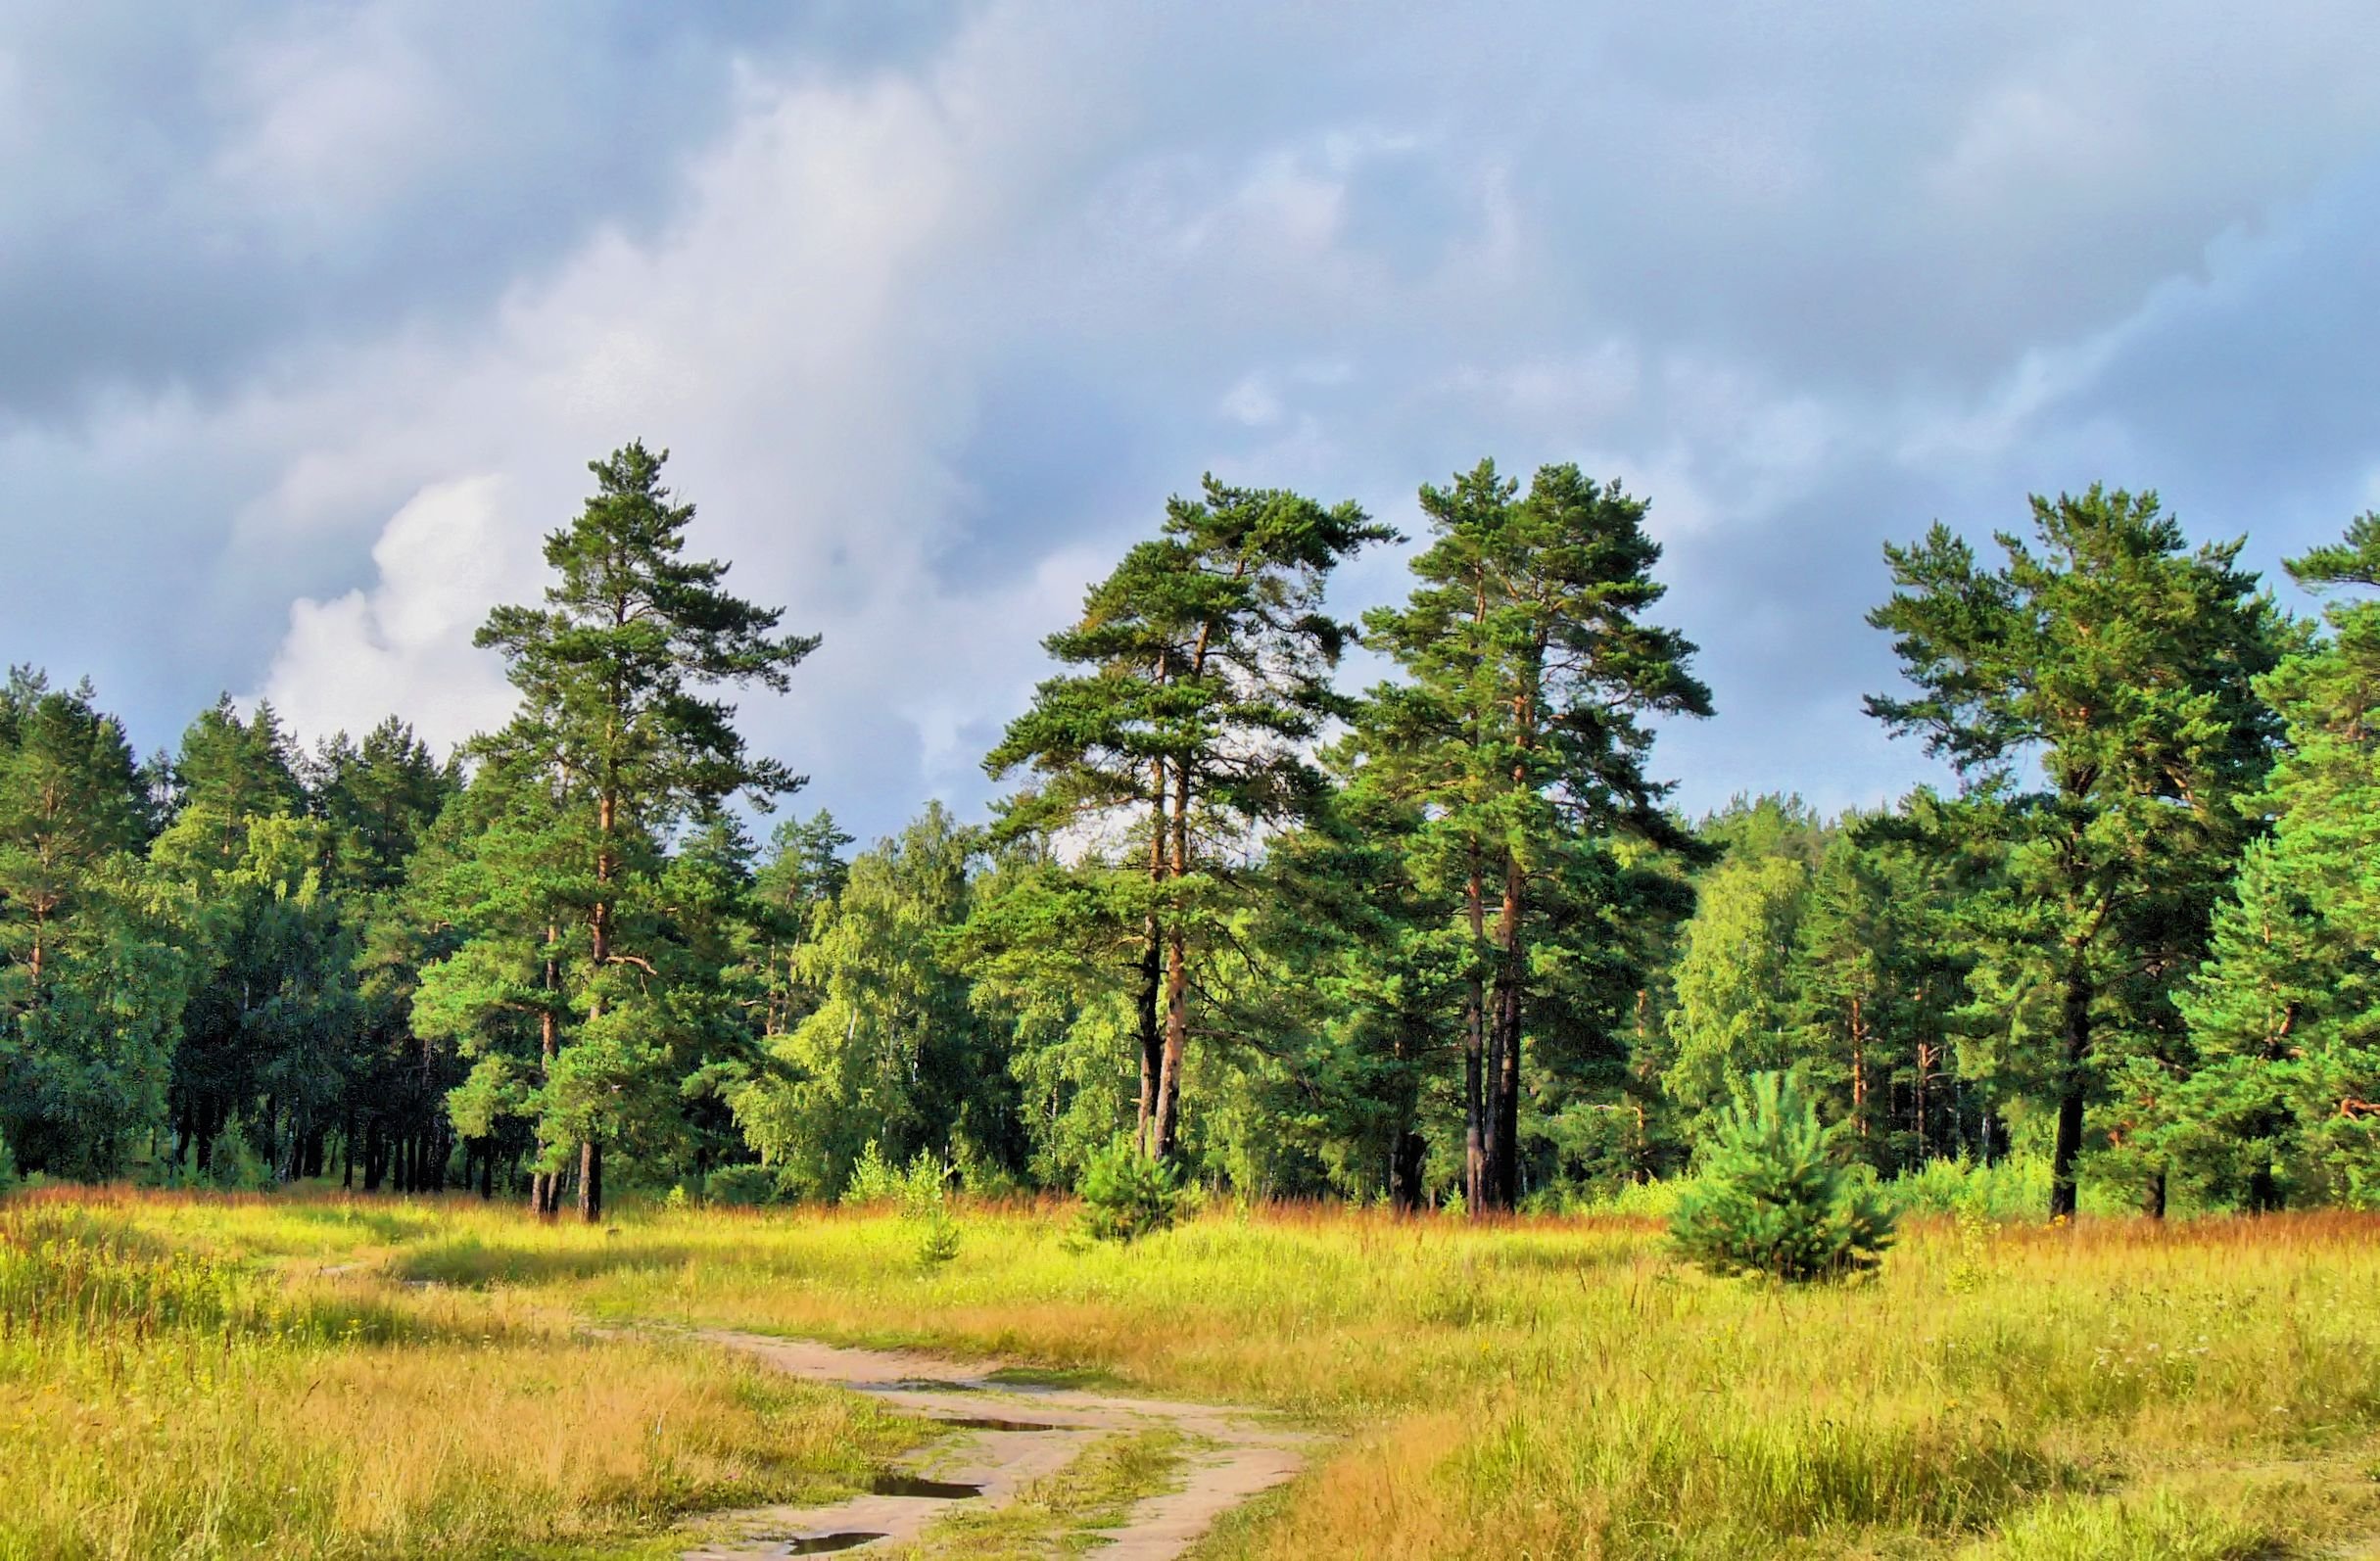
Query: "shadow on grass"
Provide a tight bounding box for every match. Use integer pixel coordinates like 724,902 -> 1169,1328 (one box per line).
396,1237 -> 709,1288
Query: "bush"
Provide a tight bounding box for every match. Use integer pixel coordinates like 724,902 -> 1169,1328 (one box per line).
702,1162 -> 781,1206
1076,1134 -> 1188,1244
840,1140 -> 901,1206
899,1160 -> 962,1269
1890,1154 -> 2050,1220
1671,1071 -> 1896,1282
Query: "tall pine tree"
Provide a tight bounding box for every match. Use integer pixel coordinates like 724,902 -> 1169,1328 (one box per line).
1869,488 -> 2284,1216
1357,461 -> 1710,1210
440,442 -> 816,1219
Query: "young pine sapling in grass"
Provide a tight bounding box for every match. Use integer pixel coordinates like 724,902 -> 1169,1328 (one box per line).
1671,1070 -> 1896,1282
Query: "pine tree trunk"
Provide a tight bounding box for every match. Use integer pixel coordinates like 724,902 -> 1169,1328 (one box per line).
579,1139 -> 602,1223
1154,923 -> 1188,1160
1152,741 -> 1194,1161
2142,1165 -> 2167,1219
1914,1040 -> 1932,1163
1487,852 -> 1525,1210
1462,843 -> 1488,1215
533,927 -> 560,1218
1387,1129 -> 1424,1212
1137,759 -> 1166,1155
1849,995 -> 1869,1143
2050,961 -> 2091,1219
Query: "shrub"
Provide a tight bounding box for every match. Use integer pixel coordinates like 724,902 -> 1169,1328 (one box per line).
1671,1071 -> 1896,1282
1076,1134 -> 1188,1244
841,1140 -> 901,1206
895,1153 -> 963,1269
702,1162 -> 781,1206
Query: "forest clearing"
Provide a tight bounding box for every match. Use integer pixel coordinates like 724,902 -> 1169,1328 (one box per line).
7,1185 -> 2380,1560
13,8 -> 2380,1557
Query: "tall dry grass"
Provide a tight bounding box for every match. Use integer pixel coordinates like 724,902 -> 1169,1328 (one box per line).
0,1196 -> 921,1560
23,1189 -> 2380,1557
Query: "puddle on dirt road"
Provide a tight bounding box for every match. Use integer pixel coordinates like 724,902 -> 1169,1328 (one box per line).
867,1473 -> 985,1499
854,1378 -> 986,1395
937,1415 -> 1062,1433
783,1535 -> 885,1555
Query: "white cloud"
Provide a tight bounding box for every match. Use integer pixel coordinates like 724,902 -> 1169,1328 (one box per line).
262,476 -> 529,747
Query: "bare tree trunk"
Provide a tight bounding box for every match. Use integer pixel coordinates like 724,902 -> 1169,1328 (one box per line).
1915,1039 -> 1935,1164
1137,758 -> 1166,1155
1849,994 -> 1869,1144
1487,850 -> 1525,1210
1154,924 -> 1188,1160
2050,960 -> 2091,1219
533,925 -> 561,1219
1153,735 -> 1195,1161
1462,842 -> 1488,1215
579,1138 -> 602,1224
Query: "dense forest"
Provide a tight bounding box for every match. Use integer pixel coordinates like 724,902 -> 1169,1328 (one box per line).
3,443 -> 2374,1223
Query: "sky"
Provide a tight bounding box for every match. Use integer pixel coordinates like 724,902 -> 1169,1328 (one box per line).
6,1 -> 2380,844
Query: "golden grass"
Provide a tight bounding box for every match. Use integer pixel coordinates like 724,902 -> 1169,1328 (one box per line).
19,1189 -> 2380,1558
0,1195 -> 923,1560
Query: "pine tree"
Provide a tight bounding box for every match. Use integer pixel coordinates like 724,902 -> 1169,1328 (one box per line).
1789,813 -> 1980,1170
1868,488 -> 2285,1215
1357,460 -> 1711,1210
2180,514 -> 2380,1206
0,672 -> 183,1175
453,442 -> 816,1220
1671,1070 -> 1896,1282
985,475 -> 1387,1160
309,720 -> 457,1190
152,697 -> 355,1181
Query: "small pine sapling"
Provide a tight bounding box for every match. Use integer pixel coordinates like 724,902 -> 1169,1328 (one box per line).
1671,1070 -> 1896,1282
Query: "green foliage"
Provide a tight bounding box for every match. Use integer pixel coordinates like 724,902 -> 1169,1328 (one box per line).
900,1157 -> 963,1269
735,804 -> 1020,1201
1352,459 -> 1713,1210
701,1162 -> 781,1206
1076,1134 -> 1189,1244
982,474 -> 1389,1162
2175,514 -> 2380,1208
422,443 -> 818,1215
837,1144 -> 963,1263
1665,853 -> 1812,1126
1868,487 -> 2287,1215
1671,1071 -> 1896,1281
841,1139 -> 900,1205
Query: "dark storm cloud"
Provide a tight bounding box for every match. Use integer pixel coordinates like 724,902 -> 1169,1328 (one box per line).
0,1 -> 957,424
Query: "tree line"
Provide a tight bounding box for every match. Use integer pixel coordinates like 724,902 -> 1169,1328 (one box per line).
2,445 -> 2374,1219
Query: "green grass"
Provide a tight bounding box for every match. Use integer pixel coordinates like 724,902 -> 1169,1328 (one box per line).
891,1428 -> 1190,1559
15,1186 -> 2380,1557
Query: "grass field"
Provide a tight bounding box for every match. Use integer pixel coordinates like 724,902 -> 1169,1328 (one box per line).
6,1188 -> 2380,1558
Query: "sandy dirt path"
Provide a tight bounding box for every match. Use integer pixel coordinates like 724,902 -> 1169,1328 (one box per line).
675,1329 -> 1309,1559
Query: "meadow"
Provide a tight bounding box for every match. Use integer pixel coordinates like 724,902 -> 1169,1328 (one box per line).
5,1187 -> 2380,1559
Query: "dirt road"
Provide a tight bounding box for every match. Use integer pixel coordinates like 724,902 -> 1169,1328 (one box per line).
676,1329 -> 1309,1559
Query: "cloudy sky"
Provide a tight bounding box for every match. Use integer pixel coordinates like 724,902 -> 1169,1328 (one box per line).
7,2 -> 2380,842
